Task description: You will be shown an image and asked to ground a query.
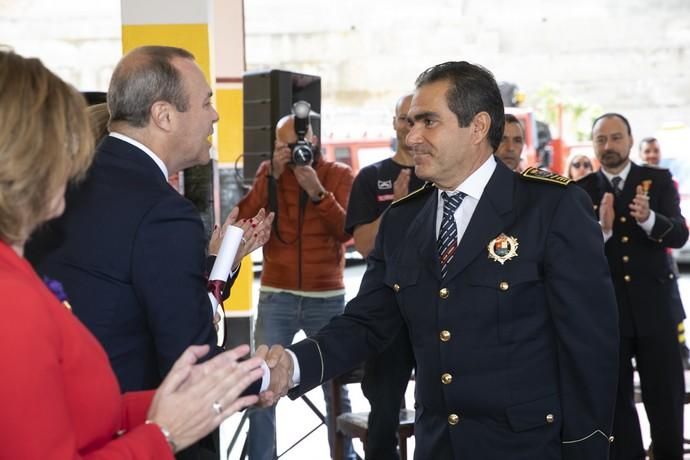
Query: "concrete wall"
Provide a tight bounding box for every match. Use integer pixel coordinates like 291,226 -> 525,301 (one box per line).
2,0 -> 689,151
244,0 -> 690,147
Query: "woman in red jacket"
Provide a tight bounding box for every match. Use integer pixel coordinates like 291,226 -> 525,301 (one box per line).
0,49 -> 264,459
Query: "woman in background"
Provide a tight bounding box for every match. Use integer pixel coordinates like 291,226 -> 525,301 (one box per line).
0,48 -> 264,459
566,153 -> 594,180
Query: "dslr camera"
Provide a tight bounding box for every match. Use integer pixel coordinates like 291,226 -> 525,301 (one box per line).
288,100 -> 314,166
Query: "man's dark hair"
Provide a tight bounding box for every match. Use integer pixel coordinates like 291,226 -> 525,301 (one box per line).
504,113 -> 524,135
639,136 -> 658,150
415,61 -> 505,151
591,112 -> 632,137
108,46 -> 194,128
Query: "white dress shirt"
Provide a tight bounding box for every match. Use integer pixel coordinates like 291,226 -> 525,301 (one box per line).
435,155 -> 496,244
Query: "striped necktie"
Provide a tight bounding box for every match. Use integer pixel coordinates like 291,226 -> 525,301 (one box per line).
611,176 -> 623,198
438,191 -> 466,278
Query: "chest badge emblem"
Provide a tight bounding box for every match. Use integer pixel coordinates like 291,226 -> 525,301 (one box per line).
487,233 -> 519,265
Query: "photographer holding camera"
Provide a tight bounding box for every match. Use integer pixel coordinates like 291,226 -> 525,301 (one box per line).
237,104 -> 356,460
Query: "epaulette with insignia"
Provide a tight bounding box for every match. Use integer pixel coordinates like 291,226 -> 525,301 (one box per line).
520,167 -> 571,186
391,182 -> 436,208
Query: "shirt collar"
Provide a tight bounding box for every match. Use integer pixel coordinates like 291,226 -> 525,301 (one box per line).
440,155 -> 496,201
600,160 -> 632,184
109,132 -> 169,179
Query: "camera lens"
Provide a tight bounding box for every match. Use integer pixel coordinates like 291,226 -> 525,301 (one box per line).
292,142 -> 313,166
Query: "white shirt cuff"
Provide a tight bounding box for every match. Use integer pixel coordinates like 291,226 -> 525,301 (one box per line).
638,210 -> 656,234
602,227 -> 612,242
285,349 -> 301,388
259,361 -> 270,392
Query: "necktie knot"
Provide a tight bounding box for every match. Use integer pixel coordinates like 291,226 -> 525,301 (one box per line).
611,176 -> 622,196
441,191 -> 466,215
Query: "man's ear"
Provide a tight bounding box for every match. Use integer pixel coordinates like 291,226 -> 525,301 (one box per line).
150,101 -> 173,132
470,112 -> 491,145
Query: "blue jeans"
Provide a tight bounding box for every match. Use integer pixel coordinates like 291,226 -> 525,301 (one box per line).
248,291 -> 356,460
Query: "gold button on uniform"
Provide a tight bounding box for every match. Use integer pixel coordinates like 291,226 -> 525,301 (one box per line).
620,216 -> 627,223
546,414 -> 554,424
621,236 -> 629,243
669,273 -> 675,280
448,413 -> 460,425
439,288 -> 449,299
393,284 -> 400,292
624,275 -> 631,282
440,330 -> 451,342
499,281 -> 509,291
608,436 -> 615,443
441,373 -> 453,384
622,256 -> 629,263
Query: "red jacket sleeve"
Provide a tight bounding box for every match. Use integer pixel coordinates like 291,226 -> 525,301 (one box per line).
0,276 -> 173,460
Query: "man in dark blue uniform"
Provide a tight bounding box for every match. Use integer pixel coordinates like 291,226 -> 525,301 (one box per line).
576,113 -> 688,460
345,93 -> 424,459
264,61 -> 619,460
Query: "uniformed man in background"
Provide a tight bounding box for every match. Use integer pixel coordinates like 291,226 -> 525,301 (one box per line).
577,113 -> 688,460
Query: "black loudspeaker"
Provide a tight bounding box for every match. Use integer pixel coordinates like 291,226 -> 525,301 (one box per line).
242,69 -> 321,187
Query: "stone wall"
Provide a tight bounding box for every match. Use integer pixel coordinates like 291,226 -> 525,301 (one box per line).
244,0 -> 690,148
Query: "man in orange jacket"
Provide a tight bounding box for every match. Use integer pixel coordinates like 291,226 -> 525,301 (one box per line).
237,113 -> 356,460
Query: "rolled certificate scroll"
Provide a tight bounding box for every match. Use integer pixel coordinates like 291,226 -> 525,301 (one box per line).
207,224 -> 244,308
208,225 -> 244,347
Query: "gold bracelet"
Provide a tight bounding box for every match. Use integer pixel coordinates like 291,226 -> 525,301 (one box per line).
145,420 -> 178,453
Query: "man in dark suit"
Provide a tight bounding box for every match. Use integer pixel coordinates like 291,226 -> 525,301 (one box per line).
263,61 -> 619,459
26,46 -> 272,459
576,113 -> 688,460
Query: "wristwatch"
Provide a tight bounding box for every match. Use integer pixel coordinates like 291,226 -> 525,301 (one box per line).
312,190 -> 327,203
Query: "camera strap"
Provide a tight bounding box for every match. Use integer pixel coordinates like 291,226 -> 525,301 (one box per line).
266,174 -> 306,245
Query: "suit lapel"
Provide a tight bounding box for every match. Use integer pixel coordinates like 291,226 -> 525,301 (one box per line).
444,162 -> 515,282
406,188 -> 442,280
620,162 -> 642,207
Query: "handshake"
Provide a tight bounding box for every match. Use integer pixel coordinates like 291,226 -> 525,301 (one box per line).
254,344 -> 296,407
144,343 -> 296,454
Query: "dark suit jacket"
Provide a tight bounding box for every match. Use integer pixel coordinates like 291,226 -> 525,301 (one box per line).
27,136 -> 249,395
576,163 -> 689,337
288,160 -> 619,460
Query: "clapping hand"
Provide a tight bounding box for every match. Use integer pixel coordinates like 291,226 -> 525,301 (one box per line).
599,192 -> 615,233
208,207 -> 275,269
146,344 -> 264,453
629,184 -> 651,223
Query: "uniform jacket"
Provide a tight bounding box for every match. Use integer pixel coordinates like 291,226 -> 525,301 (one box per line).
289,161 -> 619,460
237,158 -> 353,291
576,163 -> 689,337
26,136 -> 245,393
0,241 -> 171,459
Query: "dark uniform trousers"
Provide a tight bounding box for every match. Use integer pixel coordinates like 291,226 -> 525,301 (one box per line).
577,163 -> 688,460
361,326 -> 415,459
289,162 -> 619,460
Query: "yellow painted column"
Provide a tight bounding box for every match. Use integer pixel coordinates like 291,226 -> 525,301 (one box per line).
120,1 -> 213,81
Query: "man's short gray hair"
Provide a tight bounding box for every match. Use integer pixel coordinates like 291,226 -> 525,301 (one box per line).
108,46 -> 194,128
